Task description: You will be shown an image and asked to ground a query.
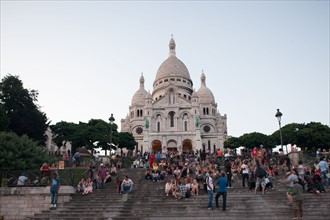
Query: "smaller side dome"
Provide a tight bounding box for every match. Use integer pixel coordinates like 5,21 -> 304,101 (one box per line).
146,91 -> 152,99
131,73 -> 148,106
192,89 -> 199,98
196,71 -> 215,104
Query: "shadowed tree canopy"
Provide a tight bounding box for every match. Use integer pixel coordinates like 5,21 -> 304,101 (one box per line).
0,132 -> 54,171
0,103 -> 9,131
0,75 -> 48,144
271,122 -> 330,153
51,119 -> 121,153
117,132 -> 136,152
224,122 -> 330,153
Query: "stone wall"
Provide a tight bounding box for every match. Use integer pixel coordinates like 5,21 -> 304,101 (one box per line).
0,186 -> 75,220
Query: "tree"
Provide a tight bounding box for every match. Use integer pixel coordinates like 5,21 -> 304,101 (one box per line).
0,132 -> 54,171
117,132 -> 136,155
296,122 -> 330,152
270,123 -> 305,146
224,137 -> 241,149
0,75 -> 48,144
50,119 -> 122,155
239,132 -> 272,149
0,103 -> 9,131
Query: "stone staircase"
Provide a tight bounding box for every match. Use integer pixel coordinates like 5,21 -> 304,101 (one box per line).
27,168 -> 330,220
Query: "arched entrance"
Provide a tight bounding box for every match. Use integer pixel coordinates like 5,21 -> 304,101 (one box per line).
167,140 -> 177,152
182,139 -> 192,153
152,140 -> 162,152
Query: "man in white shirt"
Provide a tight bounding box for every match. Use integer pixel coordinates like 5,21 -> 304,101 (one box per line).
241,160 -> 250,187
17,173 -> 28,186
121,175 -> 134,193
206,172 -> 214,210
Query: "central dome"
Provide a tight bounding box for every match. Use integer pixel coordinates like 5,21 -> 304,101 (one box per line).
153,37 -> 192,85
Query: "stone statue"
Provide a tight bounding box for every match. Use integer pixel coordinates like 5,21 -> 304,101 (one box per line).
145,117 -> 149,129
195,115 -> 200,128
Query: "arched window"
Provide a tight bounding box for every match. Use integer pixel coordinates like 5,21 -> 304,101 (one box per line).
157,122 -> 160,132
169,111 -> 175,127
137,110 -> 139,117
184,121 -> 188,131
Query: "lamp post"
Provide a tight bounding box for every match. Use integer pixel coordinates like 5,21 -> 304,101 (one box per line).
109,114 -> 115,158
275,109 -> 286,154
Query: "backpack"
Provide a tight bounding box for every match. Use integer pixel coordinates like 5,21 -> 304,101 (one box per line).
256,167 -> 266,178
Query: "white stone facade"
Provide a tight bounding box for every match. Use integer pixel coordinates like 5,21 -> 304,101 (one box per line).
121,37 -> 227,154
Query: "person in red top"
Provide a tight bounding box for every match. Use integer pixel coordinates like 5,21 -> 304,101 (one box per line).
40,163 -> 50,185
251,147 -> 258,158
149,152 -> 155,168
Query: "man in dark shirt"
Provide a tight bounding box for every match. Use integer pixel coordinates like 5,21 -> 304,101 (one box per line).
215,173 -> 228,211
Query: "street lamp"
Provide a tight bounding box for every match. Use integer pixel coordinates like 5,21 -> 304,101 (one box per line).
275,109 -> 286,154
109,114 -> 115,158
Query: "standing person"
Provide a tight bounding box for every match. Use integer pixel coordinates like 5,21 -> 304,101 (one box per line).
290,180 -> 304,220
255,159 -> 267,195
251,147 -> 258,160
215,172 -> 228,211
206,171 -> 214,210
318,156 -> 329,187
241,160 -> 250,188
224,159 -> 232,188
98,164 -> 106,188
50,172 -> 60,208
73,151 -> 81,167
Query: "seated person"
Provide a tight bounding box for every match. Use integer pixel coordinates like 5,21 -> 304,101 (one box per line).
160,170 -> 166,181
166,166 -> 173,175
17,173 -> 28,186
121,175 -> 134,193
265,177 -> 273,190
144,169 -> 152,181
104,170 -> 112,183
313,173 -> 326,193
191,179 -> 199,195
152,170 -> 160,182
173,180 -> 187,200
153,163 -> 159,172
195,170 -> 203,183
173,167 -> 181,179
110,165 -> 117,175
77,178 -> 86,192
40,163 -> 50,185
185,174 -> 192,192
165,179 -> 174,196
82,178 -> 93,195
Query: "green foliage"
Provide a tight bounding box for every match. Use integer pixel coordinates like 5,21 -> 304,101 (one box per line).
296,122 -> 330,152
225,122 -> 330,152
0,104 -> 9,131
0,75 -> 48,144
224,137 -> 241,149
117,132 -> 136,151
51,119 -> 124,153
0,132 -> 54,171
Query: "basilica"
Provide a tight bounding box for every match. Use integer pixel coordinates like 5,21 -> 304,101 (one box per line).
121,37 -> 227,154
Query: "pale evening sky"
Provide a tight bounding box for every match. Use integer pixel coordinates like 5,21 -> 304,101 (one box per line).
1,0 -> 329,137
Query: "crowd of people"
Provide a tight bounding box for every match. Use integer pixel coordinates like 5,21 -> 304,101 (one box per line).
132,147 -> 329,219
33,146 -> 330,218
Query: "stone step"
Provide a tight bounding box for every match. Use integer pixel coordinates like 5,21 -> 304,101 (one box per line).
28,168 -> 330,220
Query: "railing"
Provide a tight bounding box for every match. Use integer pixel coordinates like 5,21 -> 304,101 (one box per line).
0,169 -> 75,187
